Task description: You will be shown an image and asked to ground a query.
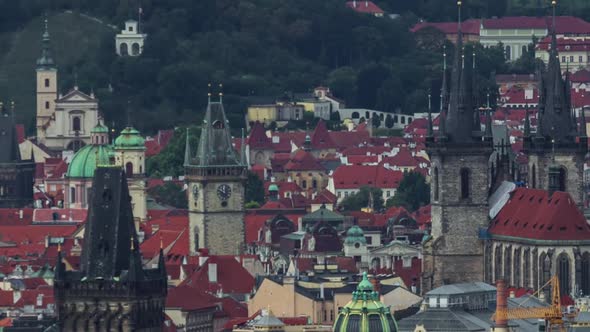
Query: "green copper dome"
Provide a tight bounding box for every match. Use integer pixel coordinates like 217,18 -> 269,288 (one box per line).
91,123 -> 109,134
345,226 -> 367,245
333,272 -> 397,332
66,144 -> 114,178
114,127 -> 145,149
268,184 -> 279,192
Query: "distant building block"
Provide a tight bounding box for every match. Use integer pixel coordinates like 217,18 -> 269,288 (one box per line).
115,20 -> 147,56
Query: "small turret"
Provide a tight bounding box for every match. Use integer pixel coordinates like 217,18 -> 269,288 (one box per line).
37,16 -> 55,70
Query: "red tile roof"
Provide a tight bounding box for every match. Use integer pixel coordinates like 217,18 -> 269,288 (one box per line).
244,211 -> 302,244
15,124 -> 25,144
0,209 -> 34,225
166,285 -> 218,311
247,122 -> 272,149
32,208 -> 87,223
345,1 -> 384,14
145,129 -> 174,157
181,256 -> 255,295
332,165 -> 403,189
570,69 -> 590,83
489,188 -> 590,241
483,16 -> 590,34
311,120 -> 337,150
410,19 -> 480,35
284,150 -> 325,171
537,36 -> 590,52
0,225 -> 78,244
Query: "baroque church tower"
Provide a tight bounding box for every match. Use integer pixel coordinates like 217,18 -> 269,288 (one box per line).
524,3 -> 587,208
36,17 -> 58,142
421,1 -> 495,293
54,167 -> 167,331
185,90 -> 247,255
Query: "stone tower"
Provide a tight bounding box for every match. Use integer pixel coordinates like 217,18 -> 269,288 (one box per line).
524,4 -> 587,208
421,2 -> 494,293
0,102 -> 35,208
54,166 -> 167,331
115,126 -> 147,228
36,17 -> 57,143
185,93 -> 247,255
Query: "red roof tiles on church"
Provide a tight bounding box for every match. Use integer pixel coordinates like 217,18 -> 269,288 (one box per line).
332,165 -> 403,189
488,188 -> 590,241
311,119 -> 337,150
247,122 -> 272,149
284,150 -> 325,171
180,255 -> 255,295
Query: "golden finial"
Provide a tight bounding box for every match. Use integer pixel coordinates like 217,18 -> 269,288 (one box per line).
552,0 -> 556,5
457,0 -> 462,6
219,83 -> 223,97
130,237 -> 135,250
159,233 -> 163,250
57,242 -> 61,252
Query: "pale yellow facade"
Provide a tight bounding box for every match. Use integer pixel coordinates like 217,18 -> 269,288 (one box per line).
248,277 -> 352,325
248,106 -> 278,124
115,148 -> 147,223
36,69 -> 58,140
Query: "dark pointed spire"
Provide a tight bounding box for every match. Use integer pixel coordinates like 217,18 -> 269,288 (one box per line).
427,92 -> 434,140
128,236 -> 143,282
158,235 -> 167,280
444,0 -> 479,143
524,104 -> 531,137
191,84 -> 242,167
37,14 -> 55,70
535,0 -> 576,143
54,243 -> 65,281
183,127 -> 191,166
440,44 -> 448,114
580,108 -> 587,137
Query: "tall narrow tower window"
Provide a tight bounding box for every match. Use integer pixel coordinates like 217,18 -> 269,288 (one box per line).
433,167 -> 439,201
559,167 -> 567,192
125,162 -> 134,178
460,168 -> 470,199
531,164 -> 537,188
45,101 -> 50,109
72,117 -> 81,131
44,78 -> 50,87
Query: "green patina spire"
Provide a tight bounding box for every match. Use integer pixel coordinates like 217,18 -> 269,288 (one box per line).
37,14 -> 55,70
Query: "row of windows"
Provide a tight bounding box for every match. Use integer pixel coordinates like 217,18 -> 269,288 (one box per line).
337,190 -> 393,198
561,55 -> 588,64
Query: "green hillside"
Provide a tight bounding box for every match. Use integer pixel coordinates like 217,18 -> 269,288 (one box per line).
0,11 -> 114,132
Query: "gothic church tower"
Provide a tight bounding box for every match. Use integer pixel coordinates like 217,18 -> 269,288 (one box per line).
185,91 -> 247,255
421,1 -> 494,293
524,2 -> 587,208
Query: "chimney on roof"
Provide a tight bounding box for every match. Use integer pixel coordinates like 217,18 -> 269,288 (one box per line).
353,0 -> 357,7
365,1 -> 369,7
18,210 -> 23,220
199,256 -> 208,267
208,262 -> 218,283
36,294 -> 43,307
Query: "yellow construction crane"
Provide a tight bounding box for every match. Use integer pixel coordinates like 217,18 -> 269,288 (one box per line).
493,276 -> 566,332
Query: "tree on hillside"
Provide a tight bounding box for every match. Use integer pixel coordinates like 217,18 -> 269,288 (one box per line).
340,186 -> 384,212
386,172 -> 430,212
245,172 -> 265,206
147,182 -> 187,208
146,126 -> 200,177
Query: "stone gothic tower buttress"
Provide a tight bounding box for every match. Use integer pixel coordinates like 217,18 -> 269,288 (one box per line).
185,94 -> 247,255
421,2 -> 494,293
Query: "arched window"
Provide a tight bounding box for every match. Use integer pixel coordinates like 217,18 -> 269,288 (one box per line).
559,167 -> 567,192
120,43 -> 129,56
531,164 -> 536,188
125,162 -> 134,177
460,168 -> 470,199
504,246 -> 512,284
301,180 -> 307,189
514,248 -> 521,287
72,117 -> 81,131
494,245 -> 503,282
351,112 -> 360,119
558,253 -> 571,295
70,187 -> 76,204
212,120 -> 224,129
131,43 -> 140,55
194,226 -> 199,250
582,252 -> 590,295
523,249 -> 530,289
521,45 -> 527,57
45,101 -> 50,109
312,179 -> 318,189
505,45 -> 512,60
433,167 -> 439,201
44,78 -> 50,87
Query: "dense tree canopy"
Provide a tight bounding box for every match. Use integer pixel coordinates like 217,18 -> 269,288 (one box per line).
386,172 -> 430,212
340,186 -> 384,212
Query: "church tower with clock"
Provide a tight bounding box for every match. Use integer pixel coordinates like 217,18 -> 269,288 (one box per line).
185,92 -> 247,255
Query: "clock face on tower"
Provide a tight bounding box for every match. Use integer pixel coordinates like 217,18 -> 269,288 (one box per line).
217,184 -> 232,201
